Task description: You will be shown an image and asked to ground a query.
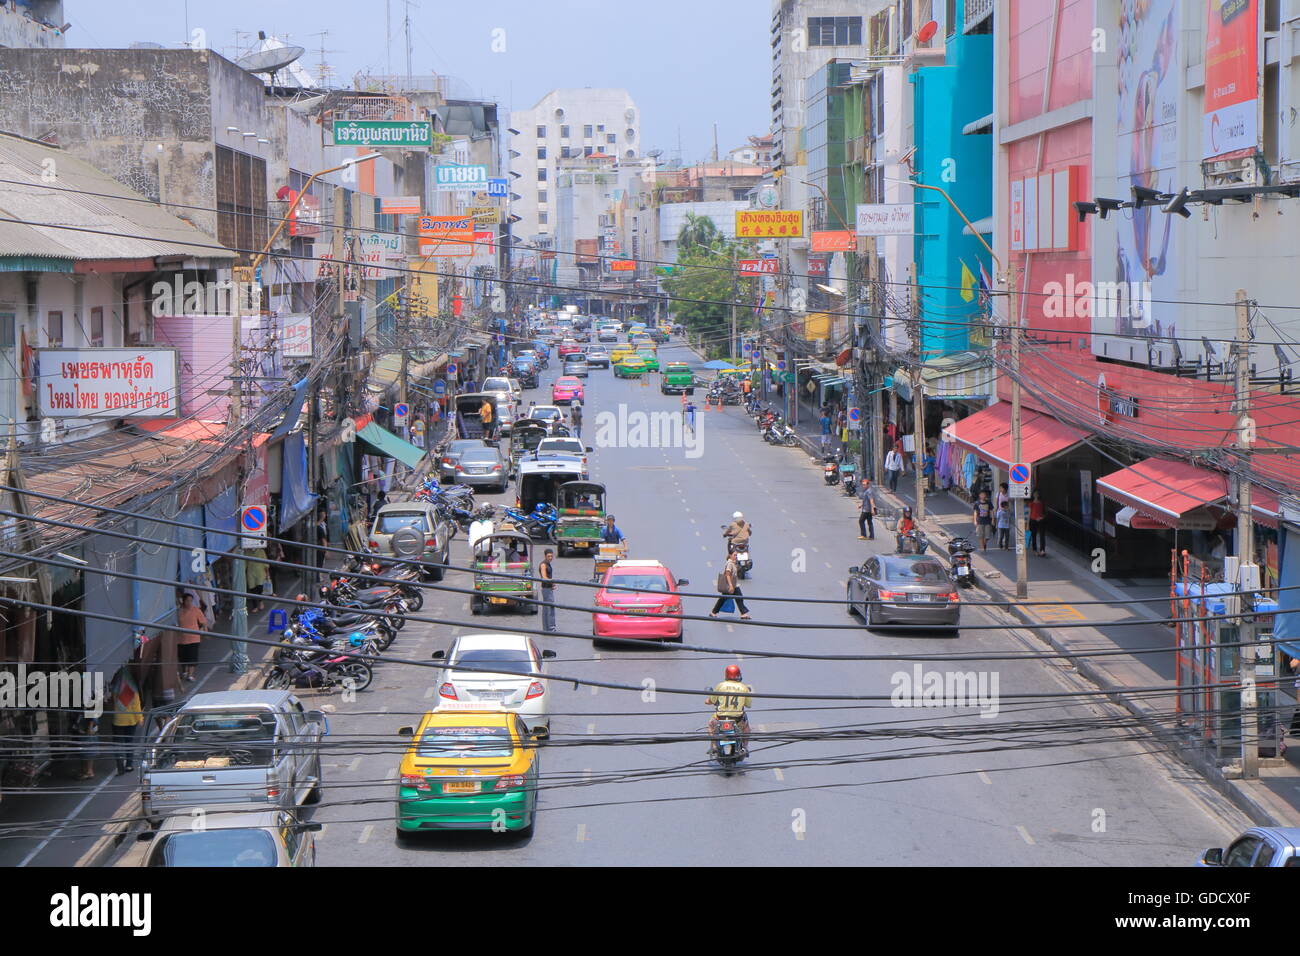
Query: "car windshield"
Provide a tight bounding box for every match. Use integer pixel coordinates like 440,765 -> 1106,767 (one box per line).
154,828 -> 280,867
543,440 -> 582,453
566,355 -> 587,362
605,573 -> 670,594
417,726 -> 513,759
483,378 -> 510,391
532,408 -> 560,419
454,647 -> 533,675
375,512 -> 428,534
884,560 -> 948,584
450,440 -> 483,454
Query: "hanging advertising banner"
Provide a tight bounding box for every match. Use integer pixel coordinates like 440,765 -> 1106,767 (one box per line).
282,314 -> 314,358
37,348 -> 179,418
358,231 -> 406,279
810,230 -> 855,252
332,120 -> 432,147
854,203 -> 914,236
465,205 -> 500,225
738,258 -> 780,276
472,230 -> 496,257
808,257 -> 828,277
418,215 -> 474,257
1203,0 -> 1260,161
735,210 -> 803,238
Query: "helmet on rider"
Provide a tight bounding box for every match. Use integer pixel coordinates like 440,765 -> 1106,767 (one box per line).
903,506 -> 913,518
725,664 -> 741,681
732,511 -> 744,520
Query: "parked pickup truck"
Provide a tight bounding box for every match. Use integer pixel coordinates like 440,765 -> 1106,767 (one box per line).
140,691 -> 327,826
660,362 -> 696,395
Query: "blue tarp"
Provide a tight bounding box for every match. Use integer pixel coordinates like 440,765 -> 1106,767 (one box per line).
280,429 -> 317,531
1275,528 -> 1300,658
1174,581 -> 1279,617
177,505 -> 206,584
205,486 -> 239,555
271,378 -> 309,441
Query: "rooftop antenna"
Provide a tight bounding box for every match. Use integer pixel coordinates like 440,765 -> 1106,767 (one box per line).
712,123 -> 719,162
235,34 -> 306,94
386,1 -> 392,77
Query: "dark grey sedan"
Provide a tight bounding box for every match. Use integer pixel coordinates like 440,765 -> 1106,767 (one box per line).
439,438 -> 489,481
846,554 -> 960,631
453,446 -> 509,492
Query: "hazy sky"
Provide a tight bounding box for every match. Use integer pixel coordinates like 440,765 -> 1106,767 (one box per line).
68,0 -> 771,163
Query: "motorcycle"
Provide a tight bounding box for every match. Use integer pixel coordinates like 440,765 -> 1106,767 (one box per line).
709,716 -> 746,768
263,638 -> 375,692
823,453 -> 841,486
947,536 -> 976,588
721,526 -> 753,579
841,461 -> 858,497
895,529 -> 930,555
766,421 -> 798,446
501,502 -> 559,542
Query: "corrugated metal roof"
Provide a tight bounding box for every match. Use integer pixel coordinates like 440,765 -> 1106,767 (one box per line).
0,131 -> 237,263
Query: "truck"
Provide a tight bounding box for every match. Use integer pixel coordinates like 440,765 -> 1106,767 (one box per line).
661,362 -> 695,395
140,691 -> 327,826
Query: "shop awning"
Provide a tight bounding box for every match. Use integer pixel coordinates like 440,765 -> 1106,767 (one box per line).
355,415 -> 425,469
894,351 -> 994,402
946,402 -> 1087,471
1096,458 -> 1228,525
1252,485 -> 1280,529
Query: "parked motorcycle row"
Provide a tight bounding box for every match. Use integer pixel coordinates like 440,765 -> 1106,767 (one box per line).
707,376 -> 743,406
745,396 -> 799,446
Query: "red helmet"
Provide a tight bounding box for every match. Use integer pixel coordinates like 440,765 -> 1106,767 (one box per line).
725,665 -> 741,681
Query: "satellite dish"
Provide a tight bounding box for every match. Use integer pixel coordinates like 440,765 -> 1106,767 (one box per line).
236,44 -> 306,76
916,20 -> 939,43
646,148 -> 664,159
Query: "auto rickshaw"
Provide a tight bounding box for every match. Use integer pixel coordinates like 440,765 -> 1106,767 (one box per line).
469,530 -> 538,615
554,481 -> 605,557
508,420 -> 549,478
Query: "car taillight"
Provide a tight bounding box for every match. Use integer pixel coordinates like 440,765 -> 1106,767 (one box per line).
455,464 -> 464,471
368,541 -> 378,549
266,787 -> 280,800
400,774 -> 431,792
525,681 -> 545,699
719,722 -> 734,731
942,592 -> 960,602
494,774 -> 525,791
425,538 -> 436,547
441,457 -> 452,465
439,682 -> 458,700
879,590 -> 906,601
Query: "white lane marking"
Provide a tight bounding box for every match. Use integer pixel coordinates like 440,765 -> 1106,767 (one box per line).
423,686 -> 436,698
726,624 -> 734,633
590,684 -> 599,696
825,562 -> 832,569
977,771 -> 992,785
706,560 -> 714,568
386,768 -> 398,780
577,823 -> 589,842
358,824 -> 374,844
349,757 -> 363,772
774,767 -> 784,781
587,722 -> 596,735
1016,825 -> 1035,845
593,652 -> 601,661
811,547 -> 819,553
20,770 -> 116,867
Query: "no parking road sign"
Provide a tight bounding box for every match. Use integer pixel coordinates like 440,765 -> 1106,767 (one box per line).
394,402 -> 410,423
241,504 -> 267,548
446,361 -> 458,381
1009,462 -> 1030,499
847,406 -> 861,430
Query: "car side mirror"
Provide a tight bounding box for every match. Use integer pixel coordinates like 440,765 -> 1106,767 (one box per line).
585,446 -> 593,453
677,578 -> 689,587
542,649 -> 557,659
849,566 -> 861,574
305,710 -> 326,725
297,822 -> 325,833
397,725 -> 415,737
431,649 -> 446,660
1201,847 -> 1224,866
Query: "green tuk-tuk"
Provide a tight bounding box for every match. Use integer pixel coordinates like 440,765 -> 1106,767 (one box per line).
469,530 -> 538,615
554,481 -> 605,556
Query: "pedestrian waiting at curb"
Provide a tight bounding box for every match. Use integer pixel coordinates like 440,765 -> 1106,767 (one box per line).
1029,490 -> 1047,556
996,501 -> 1012,549
539,549 -> 556,633
972,490 -> 994,551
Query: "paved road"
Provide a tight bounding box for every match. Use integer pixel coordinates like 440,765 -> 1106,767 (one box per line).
303,336 -> 1249,866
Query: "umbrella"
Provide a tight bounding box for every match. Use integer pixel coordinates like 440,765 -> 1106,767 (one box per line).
701,360 -> 736,371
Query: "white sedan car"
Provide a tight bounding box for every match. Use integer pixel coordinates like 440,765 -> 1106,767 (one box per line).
431,634 -> 557,735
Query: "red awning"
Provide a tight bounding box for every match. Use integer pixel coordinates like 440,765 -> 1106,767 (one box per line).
1096,458 -> 1228,525
1251,485 -> 1280,529
945,402 -> 1087,471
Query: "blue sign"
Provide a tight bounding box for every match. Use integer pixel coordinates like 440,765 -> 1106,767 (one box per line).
394,402 -> 409,422
241,506 -> 266,532
487,178 -> 509,198
432,380 -> 446,396
847,407 -> 861,423
777,360 -> 787,371
446,362 -> 458,377
1010,463 -> 1030,484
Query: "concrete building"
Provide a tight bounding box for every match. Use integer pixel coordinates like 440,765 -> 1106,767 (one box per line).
0,0 -> 65,49
727,134 -> 778,169
507,87 -> 639,256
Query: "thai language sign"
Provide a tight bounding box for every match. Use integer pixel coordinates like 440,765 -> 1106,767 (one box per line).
738,258 -> 780,276
38,348 -> 179,418
855,204 -> 914,236
418,215 -> 474,257
735,210 -> 803,238
332,120 -> 432,147
1203,0 -> 1260,160
435,164 -> 489,192
282,315 -> 314,358
810,230 -> 856,252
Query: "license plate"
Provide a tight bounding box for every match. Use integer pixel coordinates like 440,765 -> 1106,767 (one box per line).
911,594 -> 932,602
489,597 -> 510,605
475,690 -> 507,700
957,566 -> 971,576
443,781 -> 480,794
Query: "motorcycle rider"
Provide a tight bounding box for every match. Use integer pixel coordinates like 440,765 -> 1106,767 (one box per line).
895,506 -> 917,553
600,514 -> 626,545
707,664 -> 753,758
723,512 -> 751,553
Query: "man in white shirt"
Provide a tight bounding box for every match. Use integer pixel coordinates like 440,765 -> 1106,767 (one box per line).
885,447 -> 904,493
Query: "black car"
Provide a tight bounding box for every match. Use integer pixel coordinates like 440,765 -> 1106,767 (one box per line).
846,554 -> 960,631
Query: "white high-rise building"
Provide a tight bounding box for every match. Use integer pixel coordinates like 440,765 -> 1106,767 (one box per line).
508,88 -> 640,259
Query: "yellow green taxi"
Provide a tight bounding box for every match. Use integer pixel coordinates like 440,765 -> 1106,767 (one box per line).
395,706 -> 540,836
614,354 -> 648,378
610,344 -> 636,365
635,348 -> 660,372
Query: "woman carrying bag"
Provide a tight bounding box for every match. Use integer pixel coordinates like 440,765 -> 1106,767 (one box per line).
709,554 -> 751,620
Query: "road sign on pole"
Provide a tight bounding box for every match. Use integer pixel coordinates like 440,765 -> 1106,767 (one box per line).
446,362 -> 458,381
1009,462 -> 1031,499
240,504 -> 267,548
393,402 -> 409,424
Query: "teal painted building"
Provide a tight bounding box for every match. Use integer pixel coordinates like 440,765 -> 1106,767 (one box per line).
909,11 -> 993,357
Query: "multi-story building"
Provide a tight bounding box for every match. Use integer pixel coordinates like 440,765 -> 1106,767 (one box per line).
0,0 -> 64,49
507,88 -> 640,259
728,134 -> 778,170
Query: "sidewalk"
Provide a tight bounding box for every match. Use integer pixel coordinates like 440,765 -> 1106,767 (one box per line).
879,474 -> 1300,828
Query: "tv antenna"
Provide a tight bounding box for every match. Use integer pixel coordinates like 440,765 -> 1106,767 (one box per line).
235,33 -> 306,93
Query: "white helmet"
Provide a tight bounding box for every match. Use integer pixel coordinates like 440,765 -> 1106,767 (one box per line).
732,511 -> 744,520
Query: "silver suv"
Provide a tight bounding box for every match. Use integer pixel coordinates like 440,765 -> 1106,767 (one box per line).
563,353 -> 589,378
368,501 -> 452,580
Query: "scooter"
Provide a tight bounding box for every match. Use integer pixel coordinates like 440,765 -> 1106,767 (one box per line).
709,716 -> 746,768
823,453 -> 841,486
721,526 -> 753,579
895,529 -> 930,555
947,536 -> 976,588
841,461 -> 858,497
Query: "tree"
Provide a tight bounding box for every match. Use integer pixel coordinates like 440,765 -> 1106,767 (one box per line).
677,212 -> 723,257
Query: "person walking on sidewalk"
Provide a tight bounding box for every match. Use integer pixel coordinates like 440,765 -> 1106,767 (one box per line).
109,667 -> 144,775
885,446 -> 904,493
819,411 -> 833,455
1029,490 -> 1047,556
995,481 -> 1010,512
539,549 -> 557,633
921,444 -> 937,492
858,478 -> 877,540
972,491 -> 994,551
177,592 -> 207,682
710,553 -> 751,619
996,501 -> 1012,549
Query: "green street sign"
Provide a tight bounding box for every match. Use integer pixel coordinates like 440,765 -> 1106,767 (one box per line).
781,372 -> 796,384
332,120 -> 433,148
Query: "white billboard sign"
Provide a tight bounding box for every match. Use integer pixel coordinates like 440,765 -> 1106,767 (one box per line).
855,203 -> 915,236
281,315 -> 314,358
38,348 -> 179,418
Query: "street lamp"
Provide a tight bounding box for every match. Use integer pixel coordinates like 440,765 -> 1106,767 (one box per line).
251,152 -> 382,269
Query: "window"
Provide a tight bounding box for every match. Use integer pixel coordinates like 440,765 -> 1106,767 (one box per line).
625,128 -> 636,141
538,212 -> 548,224
807,15 -> 863,46
536,124 -> 546,138
536,146 -> 547,159
561,146 -> 572,159
46,311 -> 63,347
583,124 -> 593,138
597,124 -> 605,132
584,145 -> 594,156
560,125 -> 570,138
537,190 -> 548,205
89,307 -> 104,347
606,133 -> 616,144
215,145 -> 268,266
537,167 -> 547,182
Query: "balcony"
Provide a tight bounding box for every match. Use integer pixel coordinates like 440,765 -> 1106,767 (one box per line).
964,0 -> 993,34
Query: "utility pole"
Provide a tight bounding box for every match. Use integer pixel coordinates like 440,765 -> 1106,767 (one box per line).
1010,259 -> 1027,599
1234,288 -> 1258,778
868,243 -> 884,486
